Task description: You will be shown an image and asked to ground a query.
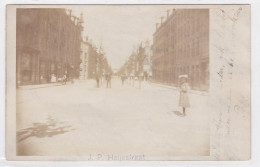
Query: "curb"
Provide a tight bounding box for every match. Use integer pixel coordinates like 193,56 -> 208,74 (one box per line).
18,83 -> 63,90
17,79 -> 89,90
150,82 -> 209,96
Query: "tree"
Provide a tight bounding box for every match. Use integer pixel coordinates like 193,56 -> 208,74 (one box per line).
118,41 -> 148,77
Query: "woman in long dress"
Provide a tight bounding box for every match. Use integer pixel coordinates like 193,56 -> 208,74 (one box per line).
179,77 -> 190,116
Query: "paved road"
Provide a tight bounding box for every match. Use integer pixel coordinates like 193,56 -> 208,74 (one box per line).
16,78 -> 210,159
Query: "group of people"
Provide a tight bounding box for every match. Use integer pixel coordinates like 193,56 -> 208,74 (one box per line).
95,73 -> 112,88
48,71 -> 72,85
120,75 -> 127,86
121,74 -> 145,89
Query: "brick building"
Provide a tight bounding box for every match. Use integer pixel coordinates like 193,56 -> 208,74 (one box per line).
16,8 -> 83,85
152,9 -> 209,90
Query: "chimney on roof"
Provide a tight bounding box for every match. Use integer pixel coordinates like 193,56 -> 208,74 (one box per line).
156,23 -> 159,30
76,17 -> 79,25
160,16 -> 164,25
167,9 -> 170,18
68,9 -> 72,17
80,13 -> 84,24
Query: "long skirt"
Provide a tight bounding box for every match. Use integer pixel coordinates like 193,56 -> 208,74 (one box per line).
179,92 -> 190,108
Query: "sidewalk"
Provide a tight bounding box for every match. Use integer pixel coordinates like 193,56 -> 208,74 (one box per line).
150,81 -> 209,96
17,79 -> 94,90
18,82 -> 63,90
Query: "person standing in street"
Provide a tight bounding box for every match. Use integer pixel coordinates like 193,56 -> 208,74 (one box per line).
106,73 -> 111,88
95,73 -> 100,88
178,75 -> 190,116
63,73 -> 67,85
51,74 -> 56,83
121,74 -> 126,86
131,74 -> 135,87
138,73 -> 143,89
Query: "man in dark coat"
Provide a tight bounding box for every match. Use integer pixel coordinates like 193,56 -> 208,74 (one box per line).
121,75 -> 126,86
95,73 -> 100,88
106,73 -> 111,88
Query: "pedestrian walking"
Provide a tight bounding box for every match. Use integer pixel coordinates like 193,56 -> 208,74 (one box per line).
63,73 -> 67,85
138,73 -> 143,89
131,74 -> 135,86
95,73 -> 100,88
178,75 -> 190,116
144,72 -> 148,81
121,74 -> 126,86
105,73 -> 111,88
51,74 -> 56,83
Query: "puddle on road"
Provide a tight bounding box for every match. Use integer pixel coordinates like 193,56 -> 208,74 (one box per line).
17,116 -> 75,143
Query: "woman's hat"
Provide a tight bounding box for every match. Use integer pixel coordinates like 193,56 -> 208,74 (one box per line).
179,74 -> 188,84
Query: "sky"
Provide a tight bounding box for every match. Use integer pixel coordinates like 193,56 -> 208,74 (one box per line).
70,5 -> 176,69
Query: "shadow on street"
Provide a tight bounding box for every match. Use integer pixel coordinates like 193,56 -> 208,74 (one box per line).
172,110 -> 184,117
17,116 -> 74,143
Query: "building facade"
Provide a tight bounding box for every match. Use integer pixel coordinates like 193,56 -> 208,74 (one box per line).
82,39 -> 111,79
152,9 -> 209,90
16,8 -> 83,85
79,37 -> 90,80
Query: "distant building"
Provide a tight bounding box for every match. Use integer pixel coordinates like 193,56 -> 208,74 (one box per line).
152,9 -> 209,90
16,8 -> 83,85
83,40 -> 111,79
79,37 -> 90,80
142,40 -> 153,79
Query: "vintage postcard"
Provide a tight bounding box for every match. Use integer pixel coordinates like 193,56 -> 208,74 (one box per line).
5,5 -> 250,161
